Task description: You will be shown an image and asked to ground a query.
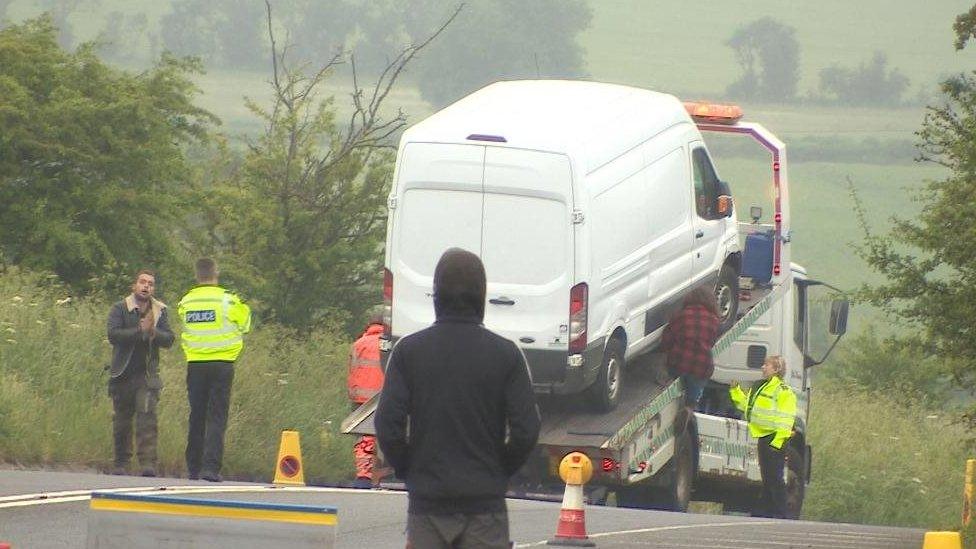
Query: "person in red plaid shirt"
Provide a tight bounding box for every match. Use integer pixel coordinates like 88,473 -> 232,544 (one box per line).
660,286 -> 721,408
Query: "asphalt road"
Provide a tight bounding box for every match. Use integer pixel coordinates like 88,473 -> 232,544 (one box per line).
0,468 -> 925,548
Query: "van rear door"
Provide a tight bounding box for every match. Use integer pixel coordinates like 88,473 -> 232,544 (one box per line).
481,148 -> 575,355
391,143 -> 486,336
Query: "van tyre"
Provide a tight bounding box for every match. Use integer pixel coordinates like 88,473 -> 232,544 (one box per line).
588,338 -> 624,412
715,264 -> 739,333
784,445 -> 806,520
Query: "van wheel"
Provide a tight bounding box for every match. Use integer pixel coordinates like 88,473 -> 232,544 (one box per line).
715,264 -> 739,333
588,338 -> 624,412
784,445 -> 806,519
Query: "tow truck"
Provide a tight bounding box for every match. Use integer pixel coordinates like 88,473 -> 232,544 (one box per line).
342,101 -> 849,519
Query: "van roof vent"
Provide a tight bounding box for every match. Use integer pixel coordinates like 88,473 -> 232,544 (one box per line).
466,134 -> 507,143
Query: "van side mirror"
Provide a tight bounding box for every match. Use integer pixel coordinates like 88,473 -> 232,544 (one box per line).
829,299 -> 849,335
716,180 -> 733,217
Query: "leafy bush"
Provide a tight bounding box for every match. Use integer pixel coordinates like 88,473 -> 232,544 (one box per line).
819,52 -> 910,107
819,326 -> 952,406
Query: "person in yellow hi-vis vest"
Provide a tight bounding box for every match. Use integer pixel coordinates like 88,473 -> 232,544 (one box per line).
729,355 -> 797,519
178,258 -> 251,482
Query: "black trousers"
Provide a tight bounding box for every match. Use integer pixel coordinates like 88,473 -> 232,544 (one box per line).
185,361 -> 235,476
757,434 -> 787,518
407,512 -> 510,549
109,376 -> 158,468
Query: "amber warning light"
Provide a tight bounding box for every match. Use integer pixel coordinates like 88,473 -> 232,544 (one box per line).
683,101 -> 743,124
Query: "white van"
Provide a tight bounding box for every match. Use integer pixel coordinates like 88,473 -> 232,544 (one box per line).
382,80 -> 741,410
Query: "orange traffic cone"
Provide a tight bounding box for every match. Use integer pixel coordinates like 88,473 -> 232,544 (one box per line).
548,452 -> 595,547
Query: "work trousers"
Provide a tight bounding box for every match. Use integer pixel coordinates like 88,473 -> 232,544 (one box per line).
407,511 -> 510,549
757,434 -> 787,519
109,376 -> 159,469
353,435 -> 376,480
185,361 -> 234,477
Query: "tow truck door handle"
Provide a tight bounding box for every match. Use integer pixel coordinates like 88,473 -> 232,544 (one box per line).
489,297 -> 516,306
695,230 -> 705,238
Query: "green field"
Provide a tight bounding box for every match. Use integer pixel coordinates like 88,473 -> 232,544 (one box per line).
583,0 -> 976,99
713,152 -> 944,292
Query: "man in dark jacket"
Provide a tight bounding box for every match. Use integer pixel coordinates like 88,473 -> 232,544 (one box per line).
106,269 -> 175,476
376,248 -> 541,549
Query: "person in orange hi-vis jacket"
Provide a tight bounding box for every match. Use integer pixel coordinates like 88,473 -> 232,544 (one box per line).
348,309 -> 385,487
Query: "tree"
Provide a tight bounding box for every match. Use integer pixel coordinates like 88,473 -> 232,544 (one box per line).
160,0 -> 265,70
193,3 -> 457,329
0,16 -> 217,291
377,0 -> 592,107
725,17 -> 800,102
819,52 -> 909,107
854,7 -> 976,423
821,327 -> 950,406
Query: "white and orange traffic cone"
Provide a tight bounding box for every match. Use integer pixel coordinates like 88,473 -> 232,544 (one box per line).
548,452 -> 595,547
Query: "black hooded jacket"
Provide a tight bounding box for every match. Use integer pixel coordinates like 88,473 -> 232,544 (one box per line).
375,248 -> 541,514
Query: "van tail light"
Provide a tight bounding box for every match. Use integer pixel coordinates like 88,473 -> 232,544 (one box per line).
568,282 -> 588,354
383,268 -> 393,338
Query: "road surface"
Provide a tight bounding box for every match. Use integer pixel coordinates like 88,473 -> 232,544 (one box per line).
0,468 -> 924,548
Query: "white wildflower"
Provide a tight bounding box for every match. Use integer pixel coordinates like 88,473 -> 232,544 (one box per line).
4,339 -> 15,344
70,323 -> 81,329
11,296 -> 22,302
56,297 -> 72,306
4,327 -> 15,334
277,379 -> 289,385
911,477 -> 922,484
35,320 -> 45,325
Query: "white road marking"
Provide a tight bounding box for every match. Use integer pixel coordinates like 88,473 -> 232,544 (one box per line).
515,520 -> 778,547
0,485 -> 402,509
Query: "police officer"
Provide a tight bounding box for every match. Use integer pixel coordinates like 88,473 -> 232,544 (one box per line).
730,355 -> 797,519
347,309 -> 385,487
178,258 -> 251,482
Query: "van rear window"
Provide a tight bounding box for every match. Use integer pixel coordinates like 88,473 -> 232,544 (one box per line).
482,193 -> 569,285
398,189 -> 483,276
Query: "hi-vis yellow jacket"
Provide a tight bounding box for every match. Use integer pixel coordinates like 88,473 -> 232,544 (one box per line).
177,285 -> 251,362
729,375 -> 797,450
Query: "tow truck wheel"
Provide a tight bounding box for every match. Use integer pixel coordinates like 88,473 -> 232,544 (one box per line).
715,263 -> 739,333
784,445 -> 806,519
588,338 -> 624,412
613,430 -> 694,512
666,428 -> 694,512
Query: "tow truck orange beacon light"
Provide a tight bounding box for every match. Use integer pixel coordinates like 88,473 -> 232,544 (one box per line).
683,101 -> 743,124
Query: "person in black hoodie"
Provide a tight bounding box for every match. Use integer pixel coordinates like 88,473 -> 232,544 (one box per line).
376,248 -> 541,549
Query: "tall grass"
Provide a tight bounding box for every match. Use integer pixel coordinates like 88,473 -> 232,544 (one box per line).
804,380 -> 969,529
1,266 -> 971,532
0,267 -> 355,482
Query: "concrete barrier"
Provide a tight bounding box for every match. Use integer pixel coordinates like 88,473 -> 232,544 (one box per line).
86,492 -> 337,548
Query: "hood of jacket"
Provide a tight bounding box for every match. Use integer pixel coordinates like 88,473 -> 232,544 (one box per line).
433,248 -> 486,321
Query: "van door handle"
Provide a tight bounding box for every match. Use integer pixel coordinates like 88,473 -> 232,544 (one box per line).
489,297 -> 516,306
695,230 -> 705,238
